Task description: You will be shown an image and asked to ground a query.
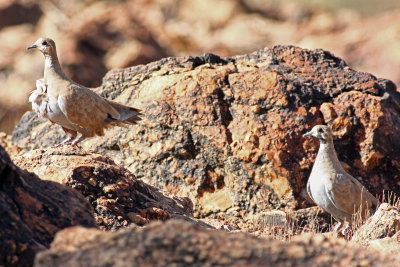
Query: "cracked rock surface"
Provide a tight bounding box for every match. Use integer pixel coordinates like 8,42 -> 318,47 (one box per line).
34,219 -> 400,267
12,146 -> 206,231
6,43 -> 400,267
13,46 -> 400,222
13,45 -> 400,225
0,145 -> 96,266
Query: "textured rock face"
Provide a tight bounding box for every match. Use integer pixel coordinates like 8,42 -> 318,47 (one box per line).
352,203 -> 400,243
0,1 -> 42,30
12,146 -> 200,231
368,232 -> 400,254
34,219 -> 400,267
13,46 -> 400,222
0,145 -> 96,266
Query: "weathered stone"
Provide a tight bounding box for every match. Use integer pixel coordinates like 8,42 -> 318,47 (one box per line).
0,132 -> 19,157
12,146 -> 205,231
368,235 -> 400,254
34,219 -> 400,267
352,203 -> 400,243
13,46 -> 400,229
0,144 -> 96,267
241,206 -> 331,239
0,1 -> 41,30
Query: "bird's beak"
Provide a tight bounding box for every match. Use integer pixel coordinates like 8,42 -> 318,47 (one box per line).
26,44 -> 37,50
303,131 -> 312,138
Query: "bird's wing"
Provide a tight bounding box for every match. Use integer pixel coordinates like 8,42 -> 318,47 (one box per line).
306,180 -> 315,203
58,84 -> 120,130
327,172 -> 377,216
36,78 -> 47,93
29,87 -> 49,118
105,100 -> 142,124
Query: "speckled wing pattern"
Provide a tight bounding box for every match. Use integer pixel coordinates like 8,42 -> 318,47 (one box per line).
58,83 -> 120,136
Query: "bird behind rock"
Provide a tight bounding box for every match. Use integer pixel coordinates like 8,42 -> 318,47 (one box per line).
303,125 -> 379,235
27,37 -> 141,145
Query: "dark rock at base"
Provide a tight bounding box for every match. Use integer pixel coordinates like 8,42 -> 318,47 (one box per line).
0,145 -> 96,267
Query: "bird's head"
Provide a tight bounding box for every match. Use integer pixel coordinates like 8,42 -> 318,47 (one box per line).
27,38 -> 56,56
303,125 -> 333,144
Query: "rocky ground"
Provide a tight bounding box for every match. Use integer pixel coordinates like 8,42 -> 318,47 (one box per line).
0,144 -> 96,266
33,219 -> 400,267
1,43 -> 400,266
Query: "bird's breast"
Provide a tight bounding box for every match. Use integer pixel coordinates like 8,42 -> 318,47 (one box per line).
307,166 -> 335,204
46,96 -> 76,131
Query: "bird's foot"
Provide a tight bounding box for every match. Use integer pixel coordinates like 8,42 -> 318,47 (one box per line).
333,222 -> 352,239
71,135 -> 86,146
62,137 -> 75,145
341,223 -> 352,237
53,143 -> 64,148
53,136 -> 75,147
333,222 -> 343,232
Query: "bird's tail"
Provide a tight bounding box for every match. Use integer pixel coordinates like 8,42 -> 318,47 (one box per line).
105,100 -> 142,125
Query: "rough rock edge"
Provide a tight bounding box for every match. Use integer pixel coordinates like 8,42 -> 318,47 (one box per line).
0,144 -> 96,266
34,219 -> 400,267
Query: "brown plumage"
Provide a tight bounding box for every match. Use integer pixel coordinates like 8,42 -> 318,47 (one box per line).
27,37 -> 141,145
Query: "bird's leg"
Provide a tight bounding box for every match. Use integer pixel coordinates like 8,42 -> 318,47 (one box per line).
55,128 -> 77,147
333,221 -> 343,232
341,222 -> 352,237
71,135 -> 86,146
53,137 -> 70,148
53,135 -> 75,147
61,135 -> 75,145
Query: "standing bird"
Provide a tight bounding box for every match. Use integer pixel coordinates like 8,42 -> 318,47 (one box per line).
303,125 -> 379,235
27,37 -> 141,145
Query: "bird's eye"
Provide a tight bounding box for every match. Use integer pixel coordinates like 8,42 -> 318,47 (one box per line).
42,41 -> 48,46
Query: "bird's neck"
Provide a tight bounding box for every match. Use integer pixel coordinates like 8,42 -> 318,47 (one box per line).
44,53 -> 69,85
315,141 -> 345,172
